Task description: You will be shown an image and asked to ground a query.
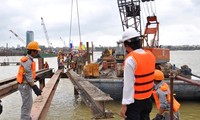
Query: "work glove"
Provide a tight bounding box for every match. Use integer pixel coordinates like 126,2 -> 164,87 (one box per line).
0,100 -> 2,114
152,114 -> 165,120
32,85 -> 42,96
34,76 -> 41,82
35,76 -> 40,80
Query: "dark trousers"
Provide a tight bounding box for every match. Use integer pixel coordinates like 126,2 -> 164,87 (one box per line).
125,98 -> 152,120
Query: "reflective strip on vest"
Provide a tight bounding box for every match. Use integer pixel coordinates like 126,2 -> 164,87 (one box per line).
125,50 -> 155,100
153,82 -> 181,112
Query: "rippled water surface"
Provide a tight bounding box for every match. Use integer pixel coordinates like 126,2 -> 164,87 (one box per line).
0,50 -> 200,120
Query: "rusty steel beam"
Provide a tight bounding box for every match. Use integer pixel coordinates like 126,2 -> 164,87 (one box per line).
0,69 -> 53,99
176,75 -> 200,87
0,81 -> 18,99
66,69 -> 113,119
31,70 -> 62,120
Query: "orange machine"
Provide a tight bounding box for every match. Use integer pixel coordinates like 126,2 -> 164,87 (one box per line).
142,16 -> 170,64
144,48 -> 170,64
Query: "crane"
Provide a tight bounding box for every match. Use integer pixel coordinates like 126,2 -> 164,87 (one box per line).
69,0 -> 82,51
9,30 -> 26,45
41,17 -> 52,49
60,37 -> 67,48
117,0 -> 159,47
117,0 -> 169,64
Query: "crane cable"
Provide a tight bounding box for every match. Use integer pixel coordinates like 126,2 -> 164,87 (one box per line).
154,0 -> 157,16
141,3 -> 147,33
150,1 -> 154,16
69,0 -> 73,47
145,2 -> 150,16
69,0 -> 82,48
76,0 -> 82,43
142,0 -> 157,16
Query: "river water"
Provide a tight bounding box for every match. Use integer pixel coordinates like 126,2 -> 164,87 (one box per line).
0,50 -> 200,120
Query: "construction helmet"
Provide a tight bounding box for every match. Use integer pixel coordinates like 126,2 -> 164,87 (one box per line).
27,41 -> 41,51
58,50 -> 61,53
154,69 -> 164,81
121,28 -> 140,42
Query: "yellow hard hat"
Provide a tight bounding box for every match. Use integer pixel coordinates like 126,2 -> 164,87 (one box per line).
154,69 -> 164,81
27,41 -> 41,51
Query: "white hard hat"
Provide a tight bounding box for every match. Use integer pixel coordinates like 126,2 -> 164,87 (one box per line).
121,29 -> 140,42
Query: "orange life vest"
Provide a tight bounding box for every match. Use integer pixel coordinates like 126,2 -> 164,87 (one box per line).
124,50 -> 155,100
17,56 -> 36,83
153,82 -> 181,112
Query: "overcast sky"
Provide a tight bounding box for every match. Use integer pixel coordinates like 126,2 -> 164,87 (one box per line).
1,0 -> 200,48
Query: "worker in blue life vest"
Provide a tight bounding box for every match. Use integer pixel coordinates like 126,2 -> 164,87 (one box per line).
120,28 -> 156,120
17,41 -> 42,120
152,70 -> 180,120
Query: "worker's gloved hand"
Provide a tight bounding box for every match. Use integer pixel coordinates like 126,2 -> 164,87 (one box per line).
152,114 -> 165,120
35,76 -> 40,80
32,85 -> 42,96
0,100 -> 3,114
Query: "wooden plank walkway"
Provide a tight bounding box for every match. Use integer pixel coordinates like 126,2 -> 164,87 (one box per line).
66,69 -> 113,119
31,69 -> 62,120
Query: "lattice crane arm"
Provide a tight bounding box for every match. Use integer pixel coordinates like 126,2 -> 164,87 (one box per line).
41,17 -> 51,48
9,30 -> 26,44
60,37 -> 66,48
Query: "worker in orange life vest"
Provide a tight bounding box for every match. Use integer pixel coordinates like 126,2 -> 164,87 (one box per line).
17,41 -> 42,120
120,29 -> 155,120
152,70 -> 180,120
57,50 -> 64,69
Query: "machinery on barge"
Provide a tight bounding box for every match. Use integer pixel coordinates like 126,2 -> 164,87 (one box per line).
68,0 -> 200,101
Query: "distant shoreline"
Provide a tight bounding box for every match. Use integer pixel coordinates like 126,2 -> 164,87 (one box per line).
0,45 -> 200,56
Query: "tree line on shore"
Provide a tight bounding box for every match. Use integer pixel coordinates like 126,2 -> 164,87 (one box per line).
95,45 -> 200,51
0,45 -> 200,56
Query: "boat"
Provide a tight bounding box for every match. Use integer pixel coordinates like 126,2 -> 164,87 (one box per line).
87,78 -> 200,101
67,0 -> 200,101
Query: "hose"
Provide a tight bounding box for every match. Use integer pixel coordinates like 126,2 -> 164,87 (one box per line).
175,75 -> 200,87
191,73 -> 200,79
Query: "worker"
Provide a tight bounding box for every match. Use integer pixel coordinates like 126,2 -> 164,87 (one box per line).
57,50 -> 64,69
43,61 -> 49,69
57,50 -> 61,68
70,60 -> 76,71
0,99 -> 2,114
152,70 -> 180,120
59,58 -> 65,70
120,29 -> 155,120
17,41 -> 42,120
65,53 -> 70,68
